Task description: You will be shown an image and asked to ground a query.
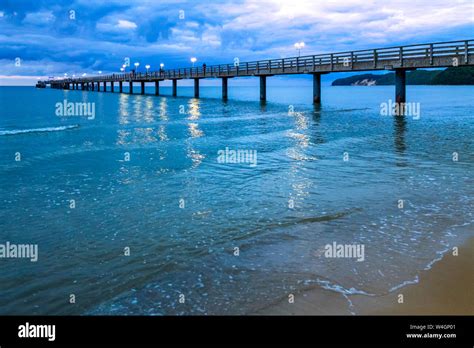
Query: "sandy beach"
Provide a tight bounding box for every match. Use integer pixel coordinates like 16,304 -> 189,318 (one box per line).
257,236 -> 474,315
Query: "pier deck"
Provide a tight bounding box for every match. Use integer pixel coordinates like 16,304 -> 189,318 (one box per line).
41,39 -> 474,104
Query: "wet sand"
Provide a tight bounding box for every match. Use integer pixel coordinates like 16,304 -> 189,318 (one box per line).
257,237 -> 474,315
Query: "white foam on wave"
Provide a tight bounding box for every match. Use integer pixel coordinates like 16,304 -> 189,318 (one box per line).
0,125 -> 79,136
316,279 -> 375,296
388,222 -> 474,293
314,278 -> 375,315
389,276 -> 420,292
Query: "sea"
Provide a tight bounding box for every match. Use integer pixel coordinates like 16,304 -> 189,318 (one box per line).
0,84 -> 473,314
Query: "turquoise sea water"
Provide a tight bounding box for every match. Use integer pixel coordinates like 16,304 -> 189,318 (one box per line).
0,85 -> 473,314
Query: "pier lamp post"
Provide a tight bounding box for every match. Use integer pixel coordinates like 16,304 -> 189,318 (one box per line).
134,62 -> 140,72
122,64 -> 126,71
190,57 -> 197,67
294,42 -> 305,57
145,64 -> 150,74
99,71 -> 102,74
120,68 -> 124,72
160,63 -> 165,77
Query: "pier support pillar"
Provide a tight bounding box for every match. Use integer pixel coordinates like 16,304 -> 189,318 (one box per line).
141,81 -> 145,95
119,81 -> 123,93
172,79 -> 177,97
103,81 -> 107,92
97,82 -> 100,91
91,83 -> 94,91
155,80 -> 160,96
129,82 -> 133,94
395,69 -> 406,104
222,77 -> 228,100
259,75 -> 266,101
194,78 -> 200,98
81,83 -> 84,90
111,81 -> 114,93
312,73 -> 322,104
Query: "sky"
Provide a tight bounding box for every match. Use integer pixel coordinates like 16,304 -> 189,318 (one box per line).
0,0 -> 473,85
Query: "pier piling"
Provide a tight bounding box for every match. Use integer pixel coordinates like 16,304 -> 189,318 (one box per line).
395,69 -> 406,104
194,78 -> 200,98
172,79 -> 177,97
222,77 -> 228,100
313,73 -> 322,104
259,75 -> 266,101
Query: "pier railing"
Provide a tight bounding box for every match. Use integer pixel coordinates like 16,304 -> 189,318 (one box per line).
43,39 -> 474,104
53,39 -> 473,84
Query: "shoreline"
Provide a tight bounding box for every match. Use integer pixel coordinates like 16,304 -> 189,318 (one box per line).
256,236 -> 474,315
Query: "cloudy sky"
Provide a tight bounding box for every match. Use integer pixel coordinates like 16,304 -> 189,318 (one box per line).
0,0 -> 473,85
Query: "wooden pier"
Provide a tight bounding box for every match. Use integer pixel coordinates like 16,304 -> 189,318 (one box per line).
41,39 -> 474,104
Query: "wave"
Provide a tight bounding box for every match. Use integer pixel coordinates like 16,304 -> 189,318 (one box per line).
0,125 -> 80,136
315,279 -> 375,296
